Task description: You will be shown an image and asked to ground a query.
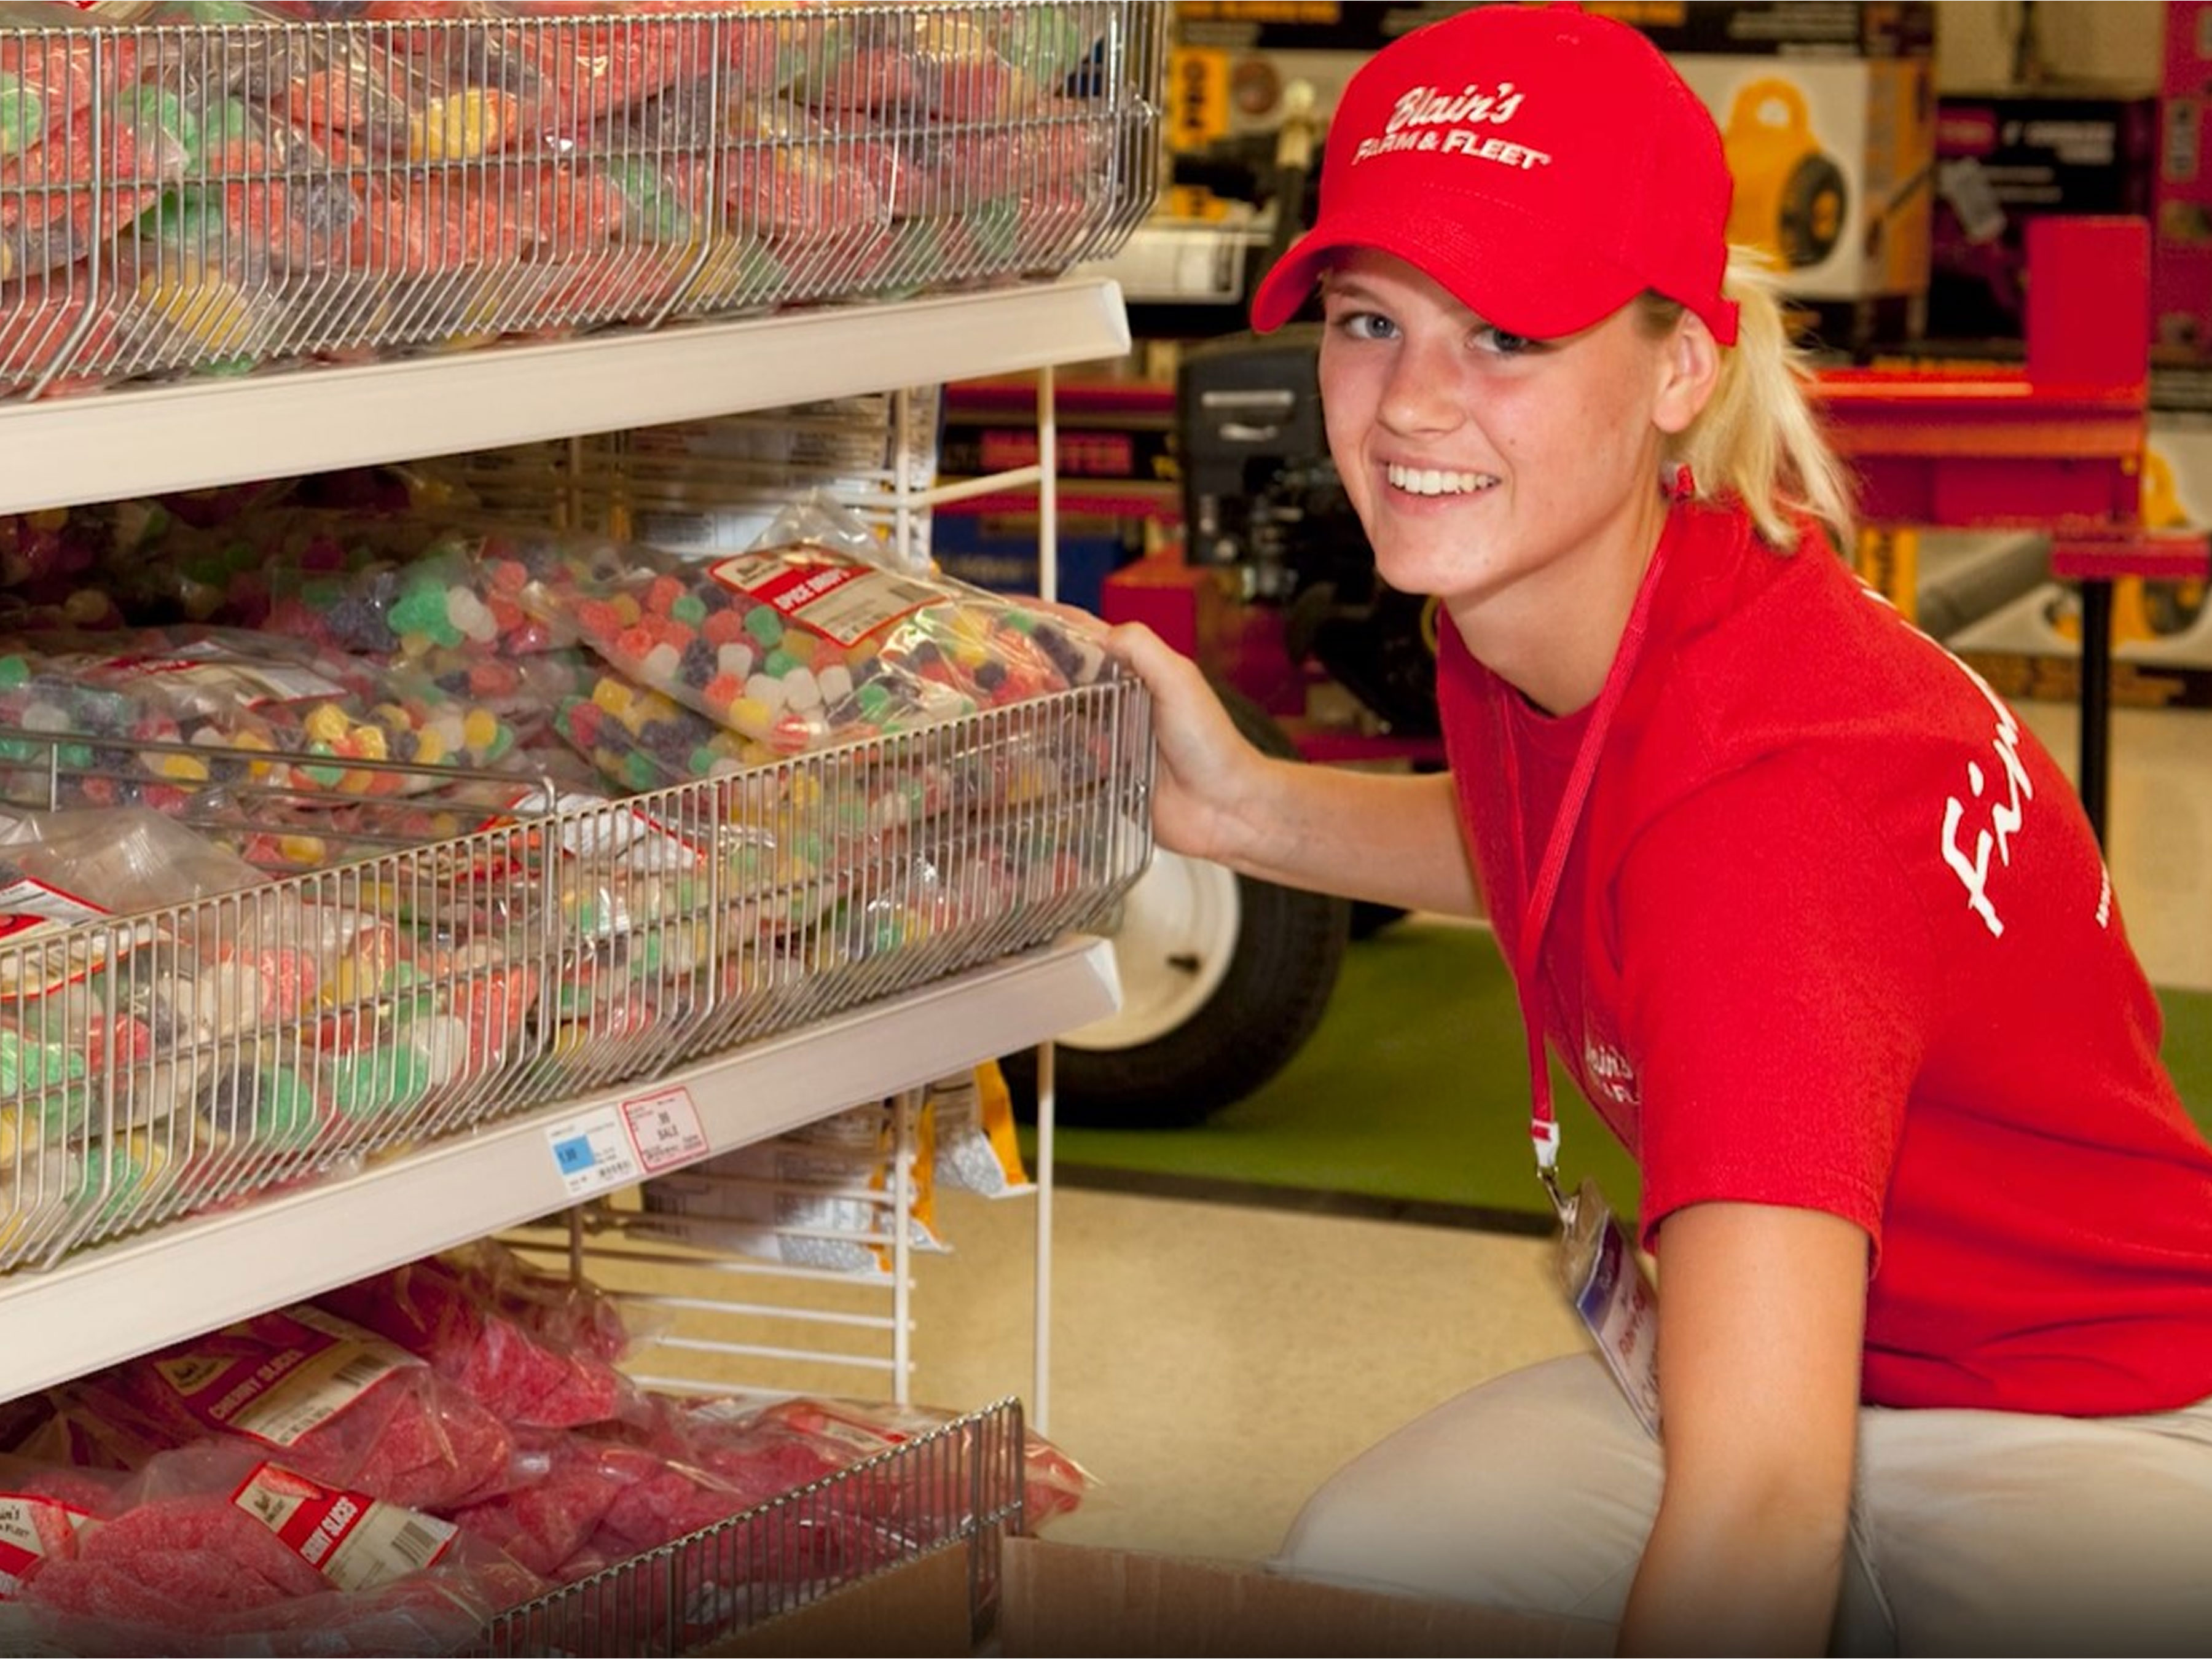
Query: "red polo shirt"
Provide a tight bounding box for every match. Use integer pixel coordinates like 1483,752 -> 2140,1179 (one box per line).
1440,499 -> 2212,1414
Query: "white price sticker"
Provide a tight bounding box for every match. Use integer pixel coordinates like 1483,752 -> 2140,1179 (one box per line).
546,1108 -> 642,1198
623,1086 -> 708,1175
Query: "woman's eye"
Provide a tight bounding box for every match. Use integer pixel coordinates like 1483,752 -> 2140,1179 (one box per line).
1331,310 -> 1398,342
1475,325 -> 1538,357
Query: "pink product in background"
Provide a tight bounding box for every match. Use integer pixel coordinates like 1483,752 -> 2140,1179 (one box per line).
1929,94 -> 2159,343
2155,0 -> 2212,358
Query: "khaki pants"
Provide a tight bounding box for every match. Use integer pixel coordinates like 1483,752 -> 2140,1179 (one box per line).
1275,1354 -> 2212,1656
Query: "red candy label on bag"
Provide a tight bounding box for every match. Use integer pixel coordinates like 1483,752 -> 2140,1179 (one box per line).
152,1309 -> 414,1446
0,1494 -> 94,1599
708,554 -> 940,647
0,877 -> 149,998
232,1463 -> 457,1592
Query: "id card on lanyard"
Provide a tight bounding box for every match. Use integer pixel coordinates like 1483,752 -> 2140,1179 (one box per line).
1504,532 -> 1669,1439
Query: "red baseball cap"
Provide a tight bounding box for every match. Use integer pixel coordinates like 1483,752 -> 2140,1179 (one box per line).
1250,2 -> 1740,345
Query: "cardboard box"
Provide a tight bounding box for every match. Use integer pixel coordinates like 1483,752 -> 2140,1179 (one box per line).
1589,2 -> 1939,338
1929,93 -> 2160,343
997,1537 -> 1614,1657
716,1535 -> 1615,1657
2154,1 -> 2212,358
1668,52 -> 1936,312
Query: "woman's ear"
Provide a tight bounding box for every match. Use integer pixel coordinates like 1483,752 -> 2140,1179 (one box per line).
1653,313 -> 1722,436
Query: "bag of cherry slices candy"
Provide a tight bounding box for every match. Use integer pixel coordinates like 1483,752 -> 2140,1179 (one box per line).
60,1305 -> 522,1514
315,1239 -> 647,1431
3,1438 -> 544,1655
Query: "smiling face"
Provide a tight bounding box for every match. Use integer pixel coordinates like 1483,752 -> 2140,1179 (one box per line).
1316,249 -> 1715,712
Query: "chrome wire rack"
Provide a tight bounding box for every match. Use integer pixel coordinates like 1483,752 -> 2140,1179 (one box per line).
1,2 -> 1165,399
0,678 -> 1153,1273
466,1394 -> 1024,1657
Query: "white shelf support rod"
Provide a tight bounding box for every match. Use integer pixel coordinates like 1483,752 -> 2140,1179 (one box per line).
914,465 -> 1048,509
892,1086 -> 917,1408
1033,359 -> 1060,1437
1034,1041 -> 1057,1440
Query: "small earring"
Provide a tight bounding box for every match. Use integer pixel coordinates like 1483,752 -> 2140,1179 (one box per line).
1666,464 -> 1696,502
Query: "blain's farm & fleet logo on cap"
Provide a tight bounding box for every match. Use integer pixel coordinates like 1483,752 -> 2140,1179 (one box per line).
1352,82 -> 1551,173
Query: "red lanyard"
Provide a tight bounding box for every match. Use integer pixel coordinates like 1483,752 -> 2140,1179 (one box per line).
1502,530 -> 1672,1212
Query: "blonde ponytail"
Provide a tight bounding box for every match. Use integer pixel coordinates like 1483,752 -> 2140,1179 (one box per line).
1645,249 -> 1856,553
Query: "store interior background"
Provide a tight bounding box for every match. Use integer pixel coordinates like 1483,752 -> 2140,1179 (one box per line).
893,0 -> 2212,1571
6,0 -> 2205,1640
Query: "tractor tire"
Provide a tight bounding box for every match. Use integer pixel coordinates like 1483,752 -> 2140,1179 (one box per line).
1349,900 -> 1410,940
1005,685 -> 1351,1129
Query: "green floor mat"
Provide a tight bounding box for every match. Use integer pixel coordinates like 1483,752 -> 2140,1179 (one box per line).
1038,919 -> 2212,1228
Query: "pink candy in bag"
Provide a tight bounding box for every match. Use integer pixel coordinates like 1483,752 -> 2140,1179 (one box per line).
69,1305 -> 520,1513
315,1241 -> 643,1430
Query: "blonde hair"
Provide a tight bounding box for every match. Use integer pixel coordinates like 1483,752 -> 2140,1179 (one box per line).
1641,249 -> 1856,552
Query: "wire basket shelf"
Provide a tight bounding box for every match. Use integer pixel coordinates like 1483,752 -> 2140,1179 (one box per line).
463,1393 -> 1023,1657
0,677 -> 1153,1275
1,2 -> 1165,401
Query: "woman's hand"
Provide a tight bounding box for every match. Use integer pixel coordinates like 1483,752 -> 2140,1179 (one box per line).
1102,619 -> 1273,865
1030,599 -> 1481,917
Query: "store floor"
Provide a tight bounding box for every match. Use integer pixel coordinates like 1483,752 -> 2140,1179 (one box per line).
933,700 -> 2212,1569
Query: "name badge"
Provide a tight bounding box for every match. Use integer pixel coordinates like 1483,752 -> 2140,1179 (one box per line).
1554,1178 -> 1662,1438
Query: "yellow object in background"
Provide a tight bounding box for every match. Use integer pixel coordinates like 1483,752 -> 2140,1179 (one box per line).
925,1061 -> 1032,1197
1724,77 -> 1849,270
2110,450 -> 2208,642
1167,47 -> 1230,152
2144,448 -> 2189,532
2037,449 -> 2204,648
972,1059 -> 1031,1191
1855,525 -> 1920,622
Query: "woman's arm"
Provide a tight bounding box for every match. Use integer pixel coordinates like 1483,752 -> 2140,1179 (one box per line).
1107,621 -> 1483,919
1617,1201 -> 1869,1657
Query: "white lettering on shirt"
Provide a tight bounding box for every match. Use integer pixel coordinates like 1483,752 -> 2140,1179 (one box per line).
1583,1038 -> 1641,1111
1858,584 -> 2041,940
1938,660 -> 2034,939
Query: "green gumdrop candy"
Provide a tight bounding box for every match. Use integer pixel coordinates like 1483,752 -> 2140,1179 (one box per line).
0,76 -> 44,162
0,1029 -> 84,1094
390,578 -> 463,648
330,1043 -> 432,1118
253,1067 -> 320,1148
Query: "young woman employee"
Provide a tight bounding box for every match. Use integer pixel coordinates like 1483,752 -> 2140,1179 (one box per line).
1101,6 -> 2212,1652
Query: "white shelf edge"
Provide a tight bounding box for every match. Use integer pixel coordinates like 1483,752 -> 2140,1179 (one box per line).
0,935 -> 1120,1403
0,279 -> 1132,517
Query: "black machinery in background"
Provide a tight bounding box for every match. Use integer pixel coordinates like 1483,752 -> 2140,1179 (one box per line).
1175,324 -> 1443,735
1150,63 -> 1443,740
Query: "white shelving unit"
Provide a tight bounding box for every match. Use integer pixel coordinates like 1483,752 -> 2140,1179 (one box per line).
0,4 -> 1163,1642
0,934 -> 1117,1403
0,274 -> 1133,1416
0,280 -> 1129,517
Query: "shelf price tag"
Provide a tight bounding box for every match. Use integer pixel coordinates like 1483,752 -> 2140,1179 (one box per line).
546,1088 -> 708,1196
545,1108 -> 642,1199
622,1086 -> 708,1175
